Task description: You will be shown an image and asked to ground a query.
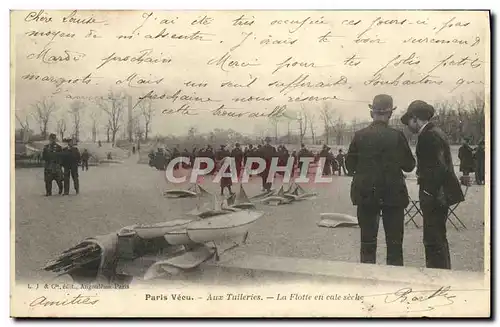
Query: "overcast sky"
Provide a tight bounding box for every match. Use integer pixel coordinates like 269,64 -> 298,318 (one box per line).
12,10 -> 488,139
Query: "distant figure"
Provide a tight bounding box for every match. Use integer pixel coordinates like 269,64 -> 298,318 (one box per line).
107,152 -> 112,160
297,143 -> 310,175
98,140 -> 102,147
346,94 -> 415,266
219,157 -> 234,196
276,145 -> 289,176
62,138 -> 81,195
216,144 -> 230,161
458,137 -> 474,177
231,143 -> 244,179
474,139 -> 485,185
81,149 -> 90,171
132,146 -> 136,154
291,150 -> 298,176
171,145 -> 181,170
42,133 -> 63,196
155,148 -> 167,171
259,137 -> 276,192
319,145 -> 332,176
336,149 -> 347,176
206,145 -> 216,174
148,150 -> 155,167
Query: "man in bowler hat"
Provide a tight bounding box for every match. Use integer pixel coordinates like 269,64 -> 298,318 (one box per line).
401,100 -> 464,269
346,94 -> 415,266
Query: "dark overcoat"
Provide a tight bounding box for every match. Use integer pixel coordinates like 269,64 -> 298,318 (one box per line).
417,123 -> 464,206
346,121 -> 416,207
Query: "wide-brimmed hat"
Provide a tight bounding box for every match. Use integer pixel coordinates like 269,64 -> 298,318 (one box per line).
368,94 -> 397,113
401,100 -> 435,125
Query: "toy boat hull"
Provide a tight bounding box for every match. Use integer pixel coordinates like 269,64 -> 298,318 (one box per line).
164,228 -> 192,245
197,210 -> 231,219
318,213 -> 359,228
260,196 -> 292,205
134,219 -> 192,239
163,190 -> 198,198
231,203 -> 256,210
143,245 -> 216,279
249,189 -> 275,200
296,193 -> 318,200
187,211 -> 263,243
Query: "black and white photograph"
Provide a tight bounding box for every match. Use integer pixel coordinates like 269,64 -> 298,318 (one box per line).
10,8 -> 490,317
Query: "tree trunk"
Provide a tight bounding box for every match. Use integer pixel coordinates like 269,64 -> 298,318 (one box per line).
106,127 -> 111,143
112,129 -> 118,146
92,125 -> 97,143
42,124 -> 48,140
324,124 -> 329,144
287,121 -> 291,143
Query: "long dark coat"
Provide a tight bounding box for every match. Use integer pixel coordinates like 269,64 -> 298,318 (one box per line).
458,144 -> 475,173
417,123 -> 464,206
346,121 -> 416,207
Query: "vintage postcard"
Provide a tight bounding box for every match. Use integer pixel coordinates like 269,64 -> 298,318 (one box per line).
10,9 -> 490,317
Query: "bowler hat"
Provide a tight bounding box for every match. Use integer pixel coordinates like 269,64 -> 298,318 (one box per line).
265,136 -> 272,142
49,133 -> 57,139
368,94 -> 397,113
401,100 -> 435,125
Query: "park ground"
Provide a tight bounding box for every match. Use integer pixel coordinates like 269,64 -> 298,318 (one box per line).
14,150 -> 486,282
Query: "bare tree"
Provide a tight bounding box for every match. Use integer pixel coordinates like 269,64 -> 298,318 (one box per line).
269,117 -> 280,142
105,122 -> 111,143
139,98 -> 155,140
69,100 -> 85,141
56,118 -> 67,141
320,104 -> 336,144
309,113 -> 316,144
89,110 -> 100,143
334,117 -> 347,145
297,105 -> 309,144
188,126 -> 198,139
99,90 -> 126,145
31,98 -> 56,139
15,112 -> 31,142
132,115 -> 144,141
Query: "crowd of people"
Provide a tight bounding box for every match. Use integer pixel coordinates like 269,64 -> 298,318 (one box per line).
147,139 -> 350,195
42,133 -> 90,196
148,142 -> 349,176
458,137 -> 486,185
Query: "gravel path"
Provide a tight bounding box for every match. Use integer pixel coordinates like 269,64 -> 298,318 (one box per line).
14,153 -> 485,281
